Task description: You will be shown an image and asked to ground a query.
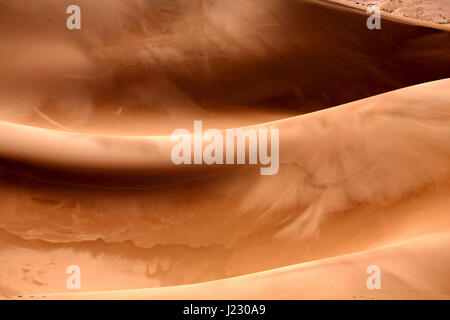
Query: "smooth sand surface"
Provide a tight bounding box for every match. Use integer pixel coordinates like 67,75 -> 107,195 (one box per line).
1,79 -> 450,299
33,232 -> 450,300
1,0 -> 450,135
0,0 -> 449,300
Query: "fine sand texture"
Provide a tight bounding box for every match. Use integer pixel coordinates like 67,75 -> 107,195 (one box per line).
2,79 -> 450,299
0,0 -> 449,300
1,0 -> 449,135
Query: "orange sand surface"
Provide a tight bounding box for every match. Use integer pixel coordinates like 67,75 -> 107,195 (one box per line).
348,0 -> 450,25
0,0 -> 449,300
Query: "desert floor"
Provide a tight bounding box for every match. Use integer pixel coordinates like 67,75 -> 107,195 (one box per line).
348,0 -> 450,24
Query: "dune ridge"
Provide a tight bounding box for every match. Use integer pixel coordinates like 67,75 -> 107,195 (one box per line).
0,0 -> 449,300
1,79 -> 450,299
32,232 -> 450,300
1,0 -> 450,135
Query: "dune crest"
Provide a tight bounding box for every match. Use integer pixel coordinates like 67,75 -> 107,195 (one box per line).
1,79 -> 450,298
0,0 -> 449,300
1,0 -> 450,135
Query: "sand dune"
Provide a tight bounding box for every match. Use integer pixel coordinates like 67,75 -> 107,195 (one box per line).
0,0 -> 449,300
35,232 -> 450,300
1,0 -> 450,135
1,79 -> 450,299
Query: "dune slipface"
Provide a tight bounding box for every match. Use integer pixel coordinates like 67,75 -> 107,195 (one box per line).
0,0 -> 449,300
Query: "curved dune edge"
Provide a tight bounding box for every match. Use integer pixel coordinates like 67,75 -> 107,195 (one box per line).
11,232 -> 450,300
0,78 -> 448,171
1,0 -> 449,301
0,79 -> 449,298
1,0 -> 450,136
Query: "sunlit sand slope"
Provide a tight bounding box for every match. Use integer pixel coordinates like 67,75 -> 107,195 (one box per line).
0,0 -> 449,134
39,232 -> 450,300
1,79 -> 449,298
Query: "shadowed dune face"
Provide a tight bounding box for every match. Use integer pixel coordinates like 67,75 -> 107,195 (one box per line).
1,79 -> 450,297
0,0 -> 450,134
0,0 -> 449,299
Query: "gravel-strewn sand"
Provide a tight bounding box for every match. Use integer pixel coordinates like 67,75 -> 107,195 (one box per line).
349,0 -> 450,24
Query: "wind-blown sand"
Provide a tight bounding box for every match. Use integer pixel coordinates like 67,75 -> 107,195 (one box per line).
0,0 -> 449,300
1,0 -> 449,135
2,79 -> 450,299
35,232 -> 450,300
